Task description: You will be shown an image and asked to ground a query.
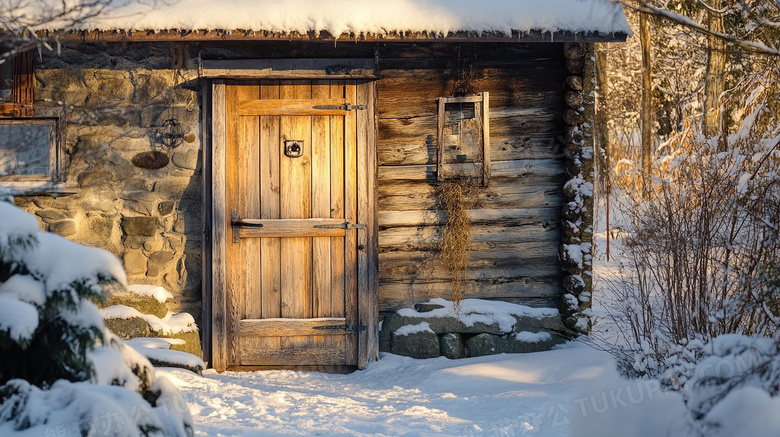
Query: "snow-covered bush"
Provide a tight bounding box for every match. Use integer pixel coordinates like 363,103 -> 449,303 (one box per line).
601,71 -> 780,385
0,187 -> 193,436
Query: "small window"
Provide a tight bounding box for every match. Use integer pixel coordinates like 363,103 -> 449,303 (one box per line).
0,119 -> 61,188
437,92 -> 491,186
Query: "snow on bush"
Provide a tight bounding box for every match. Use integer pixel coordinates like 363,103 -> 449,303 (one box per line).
0,192 -> 193,436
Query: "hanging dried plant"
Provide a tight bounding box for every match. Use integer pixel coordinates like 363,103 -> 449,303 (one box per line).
435,177 -> 479,311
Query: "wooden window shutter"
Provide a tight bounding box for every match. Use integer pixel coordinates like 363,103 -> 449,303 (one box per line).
0,51 -> 34,117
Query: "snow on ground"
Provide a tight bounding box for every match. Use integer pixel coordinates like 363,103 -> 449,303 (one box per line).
161,342 -> 680,437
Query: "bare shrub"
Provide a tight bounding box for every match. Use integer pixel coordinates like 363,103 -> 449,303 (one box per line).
602,104 -> 780,385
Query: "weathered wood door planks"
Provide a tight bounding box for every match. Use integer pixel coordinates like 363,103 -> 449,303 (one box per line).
216,80 -> 377,370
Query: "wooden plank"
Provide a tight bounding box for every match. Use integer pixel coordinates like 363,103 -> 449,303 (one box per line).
482,92 -> 491,186
236,218 -> 347,238
344,81 -> 359,367
311,81 -> 333,321
356,80 -> 378,368
377,159 -> 563,182
379,259 -> 562,283
210,80 -> 227,371
225,84 -> 243,366
436,97 -> 445,182
238,86 -> 263,320
239,98 -> 351,116
330,81 -> 346,322
378,207 -> 560,228
240,318 -> 347,337
379,224 -> 561,252
378,280 -> 564,313
259,81 -> 282,323
379,181 -> 566,212
201,81 -> 212,367
238,346 -> 348,366
201,58 -> 376,79
365,80 -> 379,365
279,80 -> 313,351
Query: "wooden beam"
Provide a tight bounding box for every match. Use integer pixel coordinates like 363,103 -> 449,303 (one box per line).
238,99 -> 354,116
201,58 -> 376,79
239,318 -> 347,336
238,347 -> 348,366
210,81 -> 228,372
233,218 -> 349,238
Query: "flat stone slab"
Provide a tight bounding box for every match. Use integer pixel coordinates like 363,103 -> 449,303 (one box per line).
465,332 -> 565,357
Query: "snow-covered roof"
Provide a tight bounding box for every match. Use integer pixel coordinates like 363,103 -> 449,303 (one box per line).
55,0 -> 631,39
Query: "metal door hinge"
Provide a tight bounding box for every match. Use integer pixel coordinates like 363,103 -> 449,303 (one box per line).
313,222 -> 366,230
313,323 -> 367,332
312,104 -> 366,111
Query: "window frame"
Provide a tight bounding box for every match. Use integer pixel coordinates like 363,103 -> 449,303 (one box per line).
0,51 -> 67,194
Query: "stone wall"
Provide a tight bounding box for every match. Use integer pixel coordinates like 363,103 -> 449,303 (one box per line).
15,42 -> 204,321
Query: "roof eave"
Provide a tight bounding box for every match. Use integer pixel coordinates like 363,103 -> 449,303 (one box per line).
53,29 -> 629,43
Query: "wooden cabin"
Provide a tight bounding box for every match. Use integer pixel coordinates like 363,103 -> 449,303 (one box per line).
0,0 -> 629,371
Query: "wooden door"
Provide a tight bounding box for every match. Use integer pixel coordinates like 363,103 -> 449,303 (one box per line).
212,80 -> 377,371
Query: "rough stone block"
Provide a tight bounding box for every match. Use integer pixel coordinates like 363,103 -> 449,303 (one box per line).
49,220 -> 77,237
391,328 -> 440,359
36,209 -> 71,222
465,332 -> 565,357
123,250 -> 147,275
104,317 -> 151,339
147,251 -> 174,277
88,217 -> 114,240
157,200 -> 175,216
440,333 -> 465,359
121,216 -> 159,237
465,333 -> 502,357
106,292 -> 168,319
172,148 -> 199,170
78,168 -> 114,187
154,330 -> 203,359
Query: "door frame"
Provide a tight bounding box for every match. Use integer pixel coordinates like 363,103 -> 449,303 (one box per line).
203,75 -> 378,372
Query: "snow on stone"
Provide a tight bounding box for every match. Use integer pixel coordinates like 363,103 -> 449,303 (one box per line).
33,0 -> 631,36
0,274 -> 46,306
394,321 -> 434,337
126,340 -> 206,373
514,331 -> 552,343
24,232 -> 128,293
0,296 -> 39,342
100,304 -> 198,334
126,283 -> 173,303
397,298 -> 558,332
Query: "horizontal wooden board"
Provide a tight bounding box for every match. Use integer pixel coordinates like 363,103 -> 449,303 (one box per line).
379,207 -> 560,228
238,99 -> 350,115
201,58 -> 376,79
379,224 -> 561,252
235,218 -> 347,238
378,159 -> 563,183
240,318 -> 347,337
238,346 -> 347,366
378,279 -> 563,312
375,43 -> 564,60
379,181 -> 565,212
380,259 -> 561,283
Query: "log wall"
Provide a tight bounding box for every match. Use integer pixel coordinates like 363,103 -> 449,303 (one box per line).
373,43 -> 568,313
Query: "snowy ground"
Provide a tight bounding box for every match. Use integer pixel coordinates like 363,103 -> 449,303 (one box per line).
164,224 -> 689,437
161,340 -> 684,437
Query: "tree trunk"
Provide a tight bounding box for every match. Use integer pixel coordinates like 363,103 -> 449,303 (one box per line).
640,13 -> 653,180
703,0 -> 726,147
